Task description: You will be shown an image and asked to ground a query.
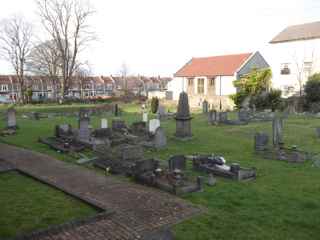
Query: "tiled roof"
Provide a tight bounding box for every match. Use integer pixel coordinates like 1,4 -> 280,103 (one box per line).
270,21 -> 320,44
175,53 -> 252,77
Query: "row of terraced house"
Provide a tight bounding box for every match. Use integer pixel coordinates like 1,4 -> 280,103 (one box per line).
0,75 -> 172,102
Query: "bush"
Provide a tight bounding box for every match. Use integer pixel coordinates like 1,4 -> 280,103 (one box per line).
305,73 -> 320,103
150,97 -> 159,113
251,89 -> 283,111
230,91 -> 247,109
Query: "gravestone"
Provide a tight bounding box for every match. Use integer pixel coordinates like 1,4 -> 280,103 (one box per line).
202,100 -> 209,114
112,119 -> 127,130
175,92 -> 192,139
113,104 -> 119,117
78,112 -> 90,142
168,155 -> 186,171
153,127 -> 167,149
6,108 -> 17,129
149,119 -> 160,134
272,115 -> 283,148
101,119 -> 108,129
55,124 -> 73,138
207,173 -> 216,186
254,132 -> 269,151
219,112 -> 228,123
142,112 -> 148,122
208,110 -> 217,125
316,128 -> 320,138
157,105 -> 166,119
238,109 -> 250,122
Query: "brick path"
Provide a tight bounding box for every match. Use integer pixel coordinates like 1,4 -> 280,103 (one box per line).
0,143 -> 201,240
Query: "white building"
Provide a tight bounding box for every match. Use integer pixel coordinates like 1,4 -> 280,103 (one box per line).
168,52 -> 269,109
268,21 -> 320,97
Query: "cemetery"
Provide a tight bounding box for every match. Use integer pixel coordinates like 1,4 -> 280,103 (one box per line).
1,98 -> 320,240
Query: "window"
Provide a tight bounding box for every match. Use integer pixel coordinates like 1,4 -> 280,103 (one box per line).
1,84 -> 8,92
209,78 -> 215,86
304,61 -> 312,79
197,78 -> 204,94
188,78 -> 193,86
280,63 -> 291,75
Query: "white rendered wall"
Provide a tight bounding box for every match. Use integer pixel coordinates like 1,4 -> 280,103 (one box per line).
265,39 -> 320,97
215,75 -> 237,96
167,77 -> 187,100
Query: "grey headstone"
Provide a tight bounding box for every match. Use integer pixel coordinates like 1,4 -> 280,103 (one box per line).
6,108 -> 17,128
175,92 -> 192,139
202,100 -> 209,114
316,128 -> 320,138
157,105 -> 166,119
168,155 -> 186,171
78,115 -> 90,142
254,132 -> 269,151
153,127 -> 167,149
207,173 -> 216,186
112,119 -> 127,130
238,109 -> 250,122
219,112 -> 228,123
272,115 -> 283,148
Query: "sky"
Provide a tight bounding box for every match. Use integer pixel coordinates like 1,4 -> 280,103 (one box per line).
0,0 -> 319,76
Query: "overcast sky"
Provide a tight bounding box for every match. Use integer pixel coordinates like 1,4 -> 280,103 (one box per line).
0,0 -> 319,76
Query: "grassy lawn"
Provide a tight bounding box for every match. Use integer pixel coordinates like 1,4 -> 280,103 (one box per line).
0,171 -> 98,239
1,103 -> 320,239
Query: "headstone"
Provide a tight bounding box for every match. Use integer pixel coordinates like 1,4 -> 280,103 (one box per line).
197,176 -> 204,191
219,112 -> 228,123
113,104 -> 119,117
207,173 -> 216,186
316,128 -> 320,138
55,124 -> 73,138
6,108 -> 17,129
208,110 -> 217,125
168,155 -> 186,171
175,92 -> 192,139
254,132 -> 269,151
142,112 -> 148,122
149,119 -> 160,134
78,113 -> 90,142
202,100 -> 209,114
101,119 -> 108,129
153,127 -> 167,149
157,105 -> 166,119
272,115 -> 283,148
112,119 -> 127,130
238,109 -> 250,122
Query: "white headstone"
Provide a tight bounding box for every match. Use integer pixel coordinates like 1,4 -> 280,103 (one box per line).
149,119 -> 160,133
142,112 -> 148,122
101,119 -> 108,129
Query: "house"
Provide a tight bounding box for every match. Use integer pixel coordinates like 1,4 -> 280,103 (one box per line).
168,52 -> 269,109
269,21 -> 320,97
0,75 -> 115,101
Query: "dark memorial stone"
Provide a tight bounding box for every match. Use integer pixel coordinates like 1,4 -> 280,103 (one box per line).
202,100 -> 209,114
254,132 -> 269,151
175,92 -> 192,139
168,155 -> 186,171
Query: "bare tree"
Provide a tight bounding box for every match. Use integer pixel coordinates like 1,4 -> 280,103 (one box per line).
74,62 -> 92,99
28,40 -> 61,100
36,0 -> 95,100
0,16 -> 33,103
292,50 -> 315,96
